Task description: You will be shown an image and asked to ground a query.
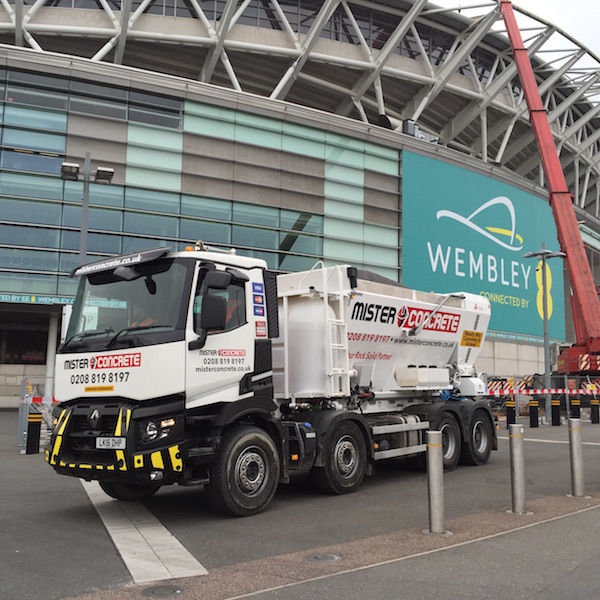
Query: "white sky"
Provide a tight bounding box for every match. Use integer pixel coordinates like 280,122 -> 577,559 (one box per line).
521,0 -> 599,55
432,0 -> 600,58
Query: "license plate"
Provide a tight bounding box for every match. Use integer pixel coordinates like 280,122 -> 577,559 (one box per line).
96,437 -> 126,450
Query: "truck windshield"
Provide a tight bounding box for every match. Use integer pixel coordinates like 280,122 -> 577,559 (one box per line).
62,257 -> 193,353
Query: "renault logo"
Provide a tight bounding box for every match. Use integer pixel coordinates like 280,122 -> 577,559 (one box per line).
89,409 -> 100,429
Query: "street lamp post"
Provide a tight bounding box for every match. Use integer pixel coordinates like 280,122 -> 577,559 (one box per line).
524,243 -> 566,425
61,151 -> 114,265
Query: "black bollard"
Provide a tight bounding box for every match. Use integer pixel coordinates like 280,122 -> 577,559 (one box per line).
506,398 -> 516,428
529,399 -> 539,427
25,410 -> 42,454
551,398 -> 561,426
591,398 -> 599,424
571,398 -> 581,419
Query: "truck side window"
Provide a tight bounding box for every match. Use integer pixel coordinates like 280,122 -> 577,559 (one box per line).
193,280 -> 246,333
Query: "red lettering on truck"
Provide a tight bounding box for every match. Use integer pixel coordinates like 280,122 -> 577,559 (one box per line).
90,352 -> 142,369
218,349 -> 247,357
398,307 -> 460,333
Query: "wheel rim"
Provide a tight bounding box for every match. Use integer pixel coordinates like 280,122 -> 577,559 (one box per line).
472,420 -> 488,454
440,423 -> 457,460
334,435 -> 358,478
234,446 -> 268,497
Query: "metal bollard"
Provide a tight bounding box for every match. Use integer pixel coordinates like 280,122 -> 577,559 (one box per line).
508,423 -> 528,515
426,430 -> 445,534
568,418 -> 585,498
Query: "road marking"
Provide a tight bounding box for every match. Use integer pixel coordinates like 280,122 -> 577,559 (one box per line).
497,435 -> 600,446
81,481 -> 208,583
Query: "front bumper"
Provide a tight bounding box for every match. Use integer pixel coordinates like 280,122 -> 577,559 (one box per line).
46,401 -> 185,486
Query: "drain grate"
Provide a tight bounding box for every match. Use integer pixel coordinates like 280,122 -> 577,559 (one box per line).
305,553 -> 341,563
142,585 -> 183,597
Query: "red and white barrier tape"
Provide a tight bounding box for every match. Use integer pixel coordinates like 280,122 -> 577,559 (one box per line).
490,388 -> 598,396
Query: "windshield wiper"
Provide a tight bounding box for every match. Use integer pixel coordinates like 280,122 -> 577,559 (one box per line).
61,329 -> 114,351
105,325 -> 166,348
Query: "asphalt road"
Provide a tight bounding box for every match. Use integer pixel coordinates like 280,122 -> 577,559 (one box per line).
3,408 -> 600,600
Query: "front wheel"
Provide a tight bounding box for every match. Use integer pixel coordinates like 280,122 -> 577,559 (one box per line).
206,425 -> 280,517
311,420 -> 367,495
461,410 -> 493,465
99,481 -> 161,501
436,413 -> 461,472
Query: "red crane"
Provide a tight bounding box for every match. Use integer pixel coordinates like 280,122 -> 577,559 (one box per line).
500,0 -> 600,374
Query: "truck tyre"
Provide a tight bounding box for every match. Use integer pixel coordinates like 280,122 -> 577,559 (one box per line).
99,481 -> 160,501
311,421 -> 367,495
461,410 -> 493,466
436,413 -> 461,471
206,425 -> 280,517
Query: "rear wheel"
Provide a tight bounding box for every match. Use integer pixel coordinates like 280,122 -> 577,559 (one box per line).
206,425 -> 280,517
311,421 -> 367,495
99,481 -> 161,501
461,410 -> 493,465
436,413 -> 461,471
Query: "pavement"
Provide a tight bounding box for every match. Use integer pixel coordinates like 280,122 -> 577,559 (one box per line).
3,407 -> 600,600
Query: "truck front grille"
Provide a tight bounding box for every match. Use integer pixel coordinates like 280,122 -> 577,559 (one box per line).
63,404 -> 123,464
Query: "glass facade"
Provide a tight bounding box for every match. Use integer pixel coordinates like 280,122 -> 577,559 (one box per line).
0,61 -> 404,368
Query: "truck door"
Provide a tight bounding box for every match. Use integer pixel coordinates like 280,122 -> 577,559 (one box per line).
185,267 -> 254,410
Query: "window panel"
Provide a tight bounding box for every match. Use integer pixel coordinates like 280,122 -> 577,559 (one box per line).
70,96 -> 128,119
70,80 -> 128,101
280,210 -> 323,234
3,128 -> 66,153
278,231 -> 322,256
233,204 -> 278,228
89,183 -> 124,208
0,172 -> 63,200
180,218 -> 231,245
125,187 -> 180,213
60,230 -> 80,252
4,105 -> 67,132
6,86 -> 68,110
59,253 -> 79,274
121,236 -> 172,253
0,272 -> 58,295
1,150 -> 62,174
87,232 -> 122,254
232,225 -> 278,250
181,195 -> 232,220
278,254 -> 321,271
126,166 -> 182,192
123,211 -> 178,238
8,70 -> 69,91
63,205 -> 122,231
129,108 -> 182,129
0,224 -> 60,248
58,275 -> 79,297
0,247 -> 59,271
0,197 -> 61,225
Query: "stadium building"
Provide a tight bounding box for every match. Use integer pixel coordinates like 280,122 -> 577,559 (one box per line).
0,0 -> 599,404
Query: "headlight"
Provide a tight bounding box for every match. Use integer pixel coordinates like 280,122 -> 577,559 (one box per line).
139,417 -> 176,445
143,421 -> 159,443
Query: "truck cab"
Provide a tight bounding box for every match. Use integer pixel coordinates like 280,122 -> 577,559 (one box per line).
47,245 -> 282,510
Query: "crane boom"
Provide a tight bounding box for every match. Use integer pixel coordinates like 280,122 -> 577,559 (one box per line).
499,0 -> 600,372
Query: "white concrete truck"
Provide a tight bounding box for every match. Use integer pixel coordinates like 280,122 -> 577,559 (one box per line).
46,242 -> 496,516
